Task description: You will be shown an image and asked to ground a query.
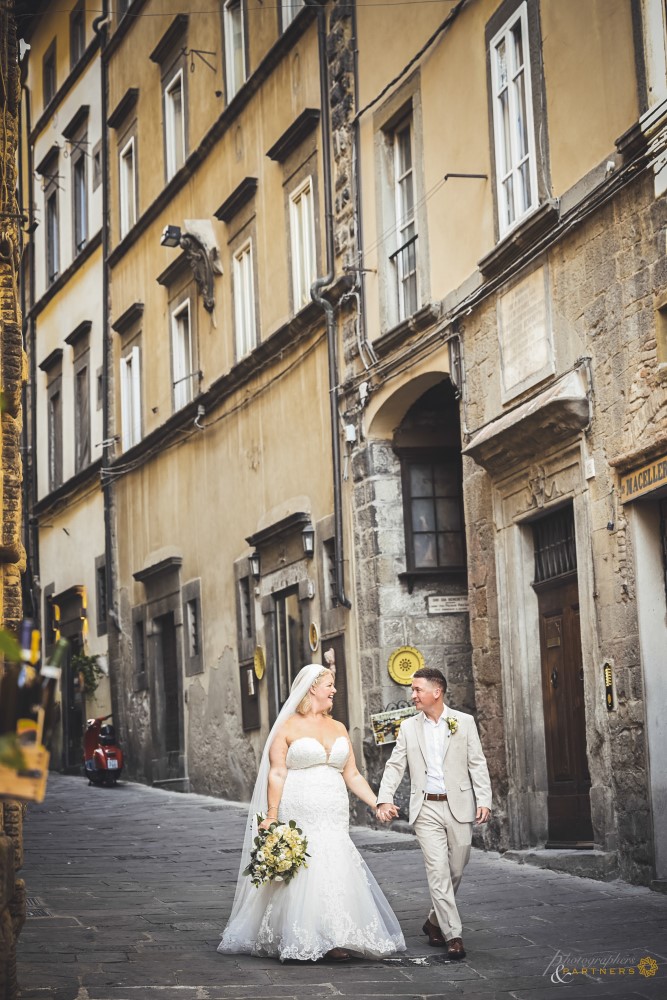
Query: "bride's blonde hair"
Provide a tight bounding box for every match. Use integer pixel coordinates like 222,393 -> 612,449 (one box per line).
295,668 -> 333,715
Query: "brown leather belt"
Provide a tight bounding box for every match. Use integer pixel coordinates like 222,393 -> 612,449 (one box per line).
424,793 -> 448,801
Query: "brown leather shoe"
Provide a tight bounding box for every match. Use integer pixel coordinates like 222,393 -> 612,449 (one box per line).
422,919 -> 446,947
447,937 -> 466,960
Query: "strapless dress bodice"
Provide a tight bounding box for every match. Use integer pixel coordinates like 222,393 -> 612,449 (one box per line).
286,735 -> 349,772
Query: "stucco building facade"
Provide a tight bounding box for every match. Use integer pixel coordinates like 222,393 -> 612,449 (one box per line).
17,0 -> 667,889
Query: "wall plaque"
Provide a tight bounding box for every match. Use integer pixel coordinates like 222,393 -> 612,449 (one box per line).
498,265 -> 554,402
427,595 -> 469,615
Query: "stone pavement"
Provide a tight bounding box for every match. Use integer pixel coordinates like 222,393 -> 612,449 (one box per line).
16,774 -> 667,1000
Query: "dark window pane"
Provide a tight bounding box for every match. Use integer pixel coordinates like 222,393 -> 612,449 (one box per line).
409,464 -> 433,497
438,533 -> 465,567
436,498 -> 461,532
412,498 -> 436,534
433,464 -> 459,495
414,533 -> 438,568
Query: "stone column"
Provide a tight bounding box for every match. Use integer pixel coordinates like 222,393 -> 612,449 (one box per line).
0,1 -> 28,997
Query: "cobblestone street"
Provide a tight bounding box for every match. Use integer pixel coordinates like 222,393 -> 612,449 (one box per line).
14,775 -> 667,999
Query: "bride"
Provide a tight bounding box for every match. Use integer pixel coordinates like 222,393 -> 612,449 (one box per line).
219,663 -> 406,962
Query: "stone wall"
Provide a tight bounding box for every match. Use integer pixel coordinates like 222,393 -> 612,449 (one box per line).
460,171 -> 666,882
0,1 -> 28,994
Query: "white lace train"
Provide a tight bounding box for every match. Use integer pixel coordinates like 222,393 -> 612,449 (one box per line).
218,736 -> 406,961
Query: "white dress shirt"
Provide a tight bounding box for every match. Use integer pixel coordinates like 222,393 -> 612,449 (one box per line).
423,708 -> 449,794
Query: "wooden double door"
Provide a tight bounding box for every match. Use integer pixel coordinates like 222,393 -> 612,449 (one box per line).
536,575 -> 593,845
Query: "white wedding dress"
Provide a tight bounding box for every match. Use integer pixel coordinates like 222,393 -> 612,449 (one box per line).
218,735 -> 406,961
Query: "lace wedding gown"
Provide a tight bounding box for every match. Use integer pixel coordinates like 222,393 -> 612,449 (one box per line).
218,735 -> 406,961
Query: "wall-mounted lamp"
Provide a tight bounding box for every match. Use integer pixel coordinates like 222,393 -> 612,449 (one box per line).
249,550 -> 261,581
302,522 -> 315,558
160,224 -> 182,248
160,222 -> 222,312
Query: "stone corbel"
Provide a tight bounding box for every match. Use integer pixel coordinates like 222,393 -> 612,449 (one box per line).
179,229 -> 222,313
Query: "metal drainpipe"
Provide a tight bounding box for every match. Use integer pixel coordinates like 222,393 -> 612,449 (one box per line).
92,6 -> 115,635
306,0 -> 351,609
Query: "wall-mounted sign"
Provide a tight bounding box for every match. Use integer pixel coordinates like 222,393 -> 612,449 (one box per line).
308,622 -> 320,652
370,706 -> 418,746
387,645 -> 424,686
427,595 -> 469,615
619,455 -> 667,503
253,646 -> 265,680
603,661 -> 615,712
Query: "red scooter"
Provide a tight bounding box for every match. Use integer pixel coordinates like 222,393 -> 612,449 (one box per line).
83,714 -> 124,786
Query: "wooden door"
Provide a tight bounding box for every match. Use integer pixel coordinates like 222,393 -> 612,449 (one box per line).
537,576 -> 593,845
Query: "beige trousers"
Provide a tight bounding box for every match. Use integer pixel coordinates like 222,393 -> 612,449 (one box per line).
413,798 -> 473,941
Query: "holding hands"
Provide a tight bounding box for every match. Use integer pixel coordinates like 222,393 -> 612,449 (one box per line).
376,802 -> 399,823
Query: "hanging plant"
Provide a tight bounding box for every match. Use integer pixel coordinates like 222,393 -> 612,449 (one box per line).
72,652 -> 104,695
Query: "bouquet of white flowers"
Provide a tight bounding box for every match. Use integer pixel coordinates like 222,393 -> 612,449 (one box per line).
243,817 -> 309,888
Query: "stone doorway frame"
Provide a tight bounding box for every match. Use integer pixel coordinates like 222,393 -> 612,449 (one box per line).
491,439 -> 614,851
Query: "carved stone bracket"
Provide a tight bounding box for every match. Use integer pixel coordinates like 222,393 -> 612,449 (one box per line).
179,232 -> 219,313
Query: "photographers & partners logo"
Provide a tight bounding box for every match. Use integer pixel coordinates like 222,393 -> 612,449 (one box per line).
544,951 -> 660,985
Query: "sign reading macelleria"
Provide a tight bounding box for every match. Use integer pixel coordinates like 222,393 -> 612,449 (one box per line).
497,265 -> 555,402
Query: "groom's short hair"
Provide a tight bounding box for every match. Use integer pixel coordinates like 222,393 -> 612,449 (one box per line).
413,667 -> 447,694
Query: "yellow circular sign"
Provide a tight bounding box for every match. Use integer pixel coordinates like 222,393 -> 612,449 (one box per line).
253,646 -> 266,680
308,622 -> 320,652
387,646 -> 425,686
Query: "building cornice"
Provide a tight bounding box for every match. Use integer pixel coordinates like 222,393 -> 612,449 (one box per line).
64,319 -> 92,347
111,301 -> 144,334
149,14 -> 189,65
266,108 -> 320,162
214,177 -> 258,223
62,104 -> 90,141
107,87 -> 139,129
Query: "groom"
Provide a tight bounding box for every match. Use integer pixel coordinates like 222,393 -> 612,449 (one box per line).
376,667 -> 491,960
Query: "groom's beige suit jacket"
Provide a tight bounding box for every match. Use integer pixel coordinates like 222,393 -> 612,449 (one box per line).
377,708 -> 492,826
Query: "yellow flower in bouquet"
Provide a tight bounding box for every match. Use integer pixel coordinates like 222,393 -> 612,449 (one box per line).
243,817 -> 309,888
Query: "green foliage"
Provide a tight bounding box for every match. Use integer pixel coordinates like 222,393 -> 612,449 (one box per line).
0,732 -> 26,770
72,652 -> 104,695
0,628 -> 23,663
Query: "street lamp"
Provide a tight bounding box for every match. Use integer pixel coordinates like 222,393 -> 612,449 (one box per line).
249,550 -> 261,581
302,522 -> 315,558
